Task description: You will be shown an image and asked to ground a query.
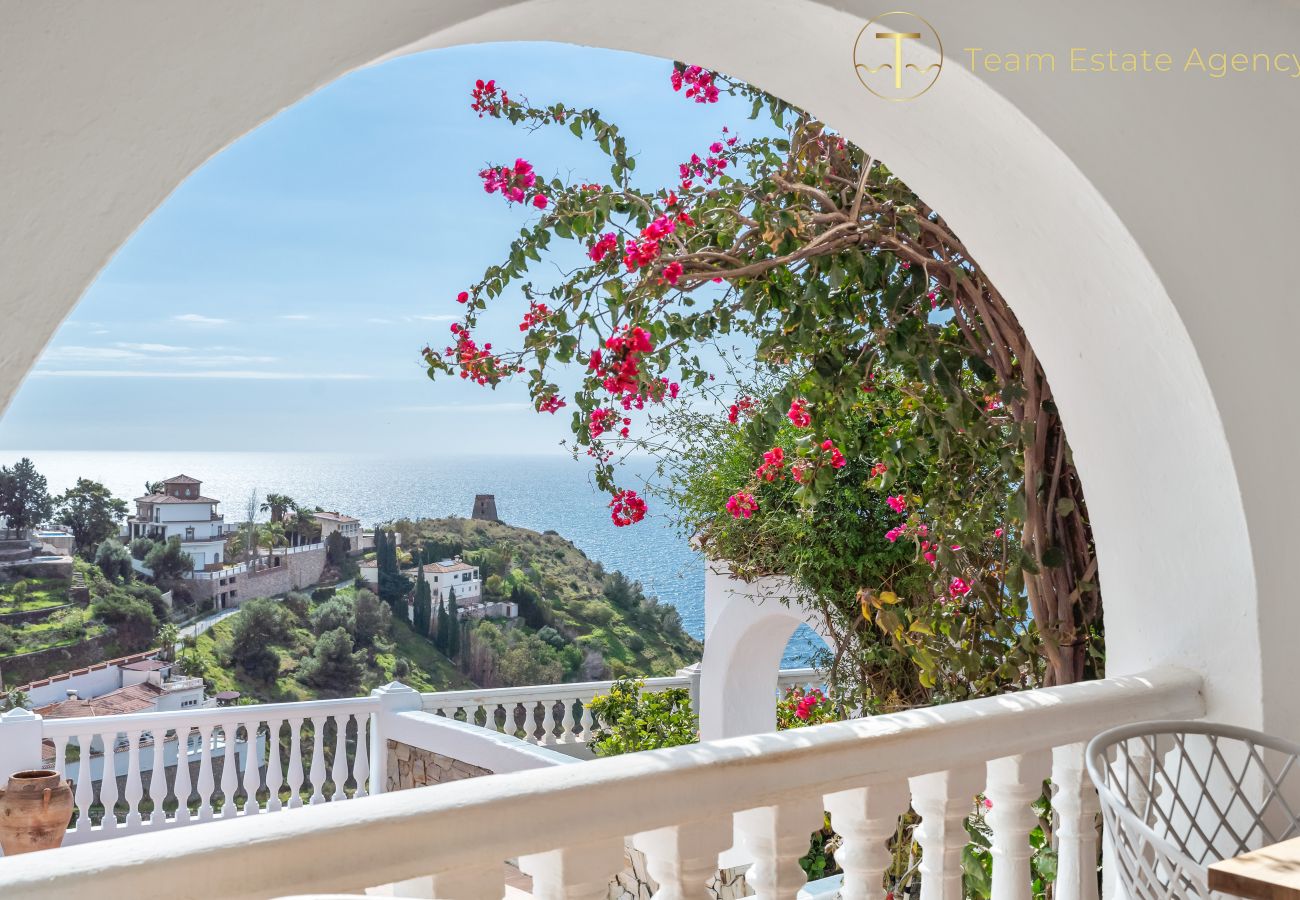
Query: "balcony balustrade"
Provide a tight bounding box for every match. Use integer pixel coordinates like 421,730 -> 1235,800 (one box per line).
0,666 -> 1203,900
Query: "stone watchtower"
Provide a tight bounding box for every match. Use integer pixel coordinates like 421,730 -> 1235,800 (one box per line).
471,494 -> 499,522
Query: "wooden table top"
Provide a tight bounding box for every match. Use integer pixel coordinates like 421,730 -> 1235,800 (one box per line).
1209,837 -> 1300,899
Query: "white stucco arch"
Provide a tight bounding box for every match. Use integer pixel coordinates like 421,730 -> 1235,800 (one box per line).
698,565 -> 829,740
4,2 -> 1297,736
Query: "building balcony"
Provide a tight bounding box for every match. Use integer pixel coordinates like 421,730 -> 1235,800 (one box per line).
0,662 -> 1205,900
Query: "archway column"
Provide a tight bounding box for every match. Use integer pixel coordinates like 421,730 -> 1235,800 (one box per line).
697,563 -> 823,741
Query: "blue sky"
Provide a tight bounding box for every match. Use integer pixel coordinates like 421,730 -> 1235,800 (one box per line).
0,43 -> 755,453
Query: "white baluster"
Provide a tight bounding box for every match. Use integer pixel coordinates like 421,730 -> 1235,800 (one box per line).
73,732 -> 94,835
734,798 -> 826,899
196,723 -> 216,821
123,729 -> 144,828
495,702 -> 509,734
985,752 -> 1052,900
287,716 -> 305,808
148,728 -> 167,826
173,727 -> 194,824
218,721 -> 239,818
52,735 -> 68,779
428,864 -> 508,900
353,714 -> 370,799
824,783 -> 910,900
242,720 -> 263,813
469,703 -> 483,728
910,766 -> 986,900
330,715 -> 349,801
580,704 -> 595,742
559,698 -> 577,743
308,714 -> 327,804
635,817 -> 733,900
520,838 -> 627,900
1052,743 -> 1101,900
98,731 -> 121,831
267,718 -> 287,812
540,700 -> 557,746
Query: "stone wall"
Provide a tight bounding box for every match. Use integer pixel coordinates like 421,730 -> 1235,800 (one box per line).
187,548 -> 327,606
385,739 -> 491,790
0,632 -> 118,688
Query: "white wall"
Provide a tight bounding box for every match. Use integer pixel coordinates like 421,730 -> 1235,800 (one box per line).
1,2 -> 1296,737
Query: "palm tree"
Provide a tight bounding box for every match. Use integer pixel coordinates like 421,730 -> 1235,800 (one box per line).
144,480 -> 163,495
157,623 -> 179,661
260,494 -> 296,525
258,521 -> 287,559
292,507 -> 321,546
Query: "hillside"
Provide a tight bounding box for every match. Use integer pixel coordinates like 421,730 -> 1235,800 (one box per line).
387,516 -> 701,684
183,587 -> 473,702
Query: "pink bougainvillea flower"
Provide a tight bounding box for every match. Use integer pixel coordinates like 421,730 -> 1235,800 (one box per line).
787,398 -> 811,428
518,301 -> 551,333
670,65 -> 720,103
870,462 -> 888,478
727,396 -> 755,424
588,232 -> 618,263
609,489 -> 647,527
886,495 -> 907,514
726,492 -> 759,519
949,577 -> 971,596
470,78 -> 512,117
532,193 -> 549,209
755,446 -> 786,483
662,260 -> 684,285
536,394 -> 566,414
885,525 -> 906,543
456,291 -> 469,304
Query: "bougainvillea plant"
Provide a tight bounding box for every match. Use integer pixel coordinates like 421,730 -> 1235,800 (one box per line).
423,66 -> 1101,687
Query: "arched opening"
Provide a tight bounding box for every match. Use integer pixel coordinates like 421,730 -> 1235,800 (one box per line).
0,2 -> 1262,732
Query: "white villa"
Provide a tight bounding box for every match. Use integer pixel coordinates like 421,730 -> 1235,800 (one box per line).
311,510 -> 362,548
421,558 -> 481,605
123,475 -> 228,570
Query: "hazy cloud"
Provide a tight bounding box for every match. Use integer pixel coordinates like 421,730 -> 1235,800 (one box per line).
173,313 -> 228,326
385,402 -> 533,414
33,370 -> 373,381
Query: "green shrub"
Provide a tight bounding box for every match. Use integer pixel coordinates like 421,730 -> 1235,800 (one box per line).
587,677 -> 698,757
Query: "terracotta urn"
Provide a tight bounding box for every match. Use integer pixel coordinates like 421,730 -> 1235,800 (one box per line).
0,770 -> 74,855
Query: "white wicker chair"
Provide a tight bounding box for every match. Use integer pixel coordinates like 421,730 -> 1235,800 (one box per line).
1087,721 -> 1300,899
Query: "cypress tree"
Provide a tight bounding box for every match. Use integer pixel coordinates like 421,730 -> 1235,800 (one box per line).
434,597 -> 449,653
414,562 -> 432,636
447,587 -> 460,658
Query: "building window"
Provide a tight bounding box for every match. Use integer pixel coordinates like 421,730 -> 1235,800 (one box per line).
230,590 -> 237,599
185,527 -> 194,541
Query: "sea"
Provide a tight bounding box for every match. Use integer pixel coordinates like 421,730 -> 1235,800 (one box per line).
16,451 -> 824,667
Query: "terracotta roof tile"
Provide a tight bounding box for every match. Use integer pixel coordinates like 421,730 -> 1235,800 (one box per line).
34,683 -> 164,719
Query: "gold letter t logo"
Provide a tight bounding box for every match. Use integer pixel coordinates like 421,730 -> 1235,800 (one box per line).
876,30 -> 922,89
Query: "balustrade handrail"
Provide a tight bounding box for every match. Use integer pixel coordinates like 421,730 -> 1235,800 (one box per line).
0,667 -> 1205,900
421,666 -> 820,710
421,674 -> 690,708
39,694 -> 379,739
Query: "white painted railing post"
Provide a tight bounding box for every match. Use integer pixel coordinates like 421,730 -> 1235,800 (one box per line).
676,663 -> 702,718
734,798 -> 826,899
910,766 -> 986,900
1051,743 -> 1101,900
985,752 -> 1052,900
824,783 -> 910,900
370,681 -> 420,796
519,839 -> 627,900
0,708 -> 44,776
635,817 -> 733,900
